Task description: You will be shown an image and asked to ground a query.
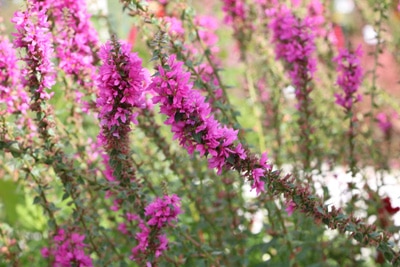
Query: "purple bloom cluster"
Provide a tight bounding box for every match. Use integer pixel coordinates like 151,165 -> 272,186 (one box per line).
96,40 -> 149,142
41,228 -> 93,267
130,195 -> 181,262
307,0 -> 325,37
151,55 -> 246,175
40,0 -> 99,98
0,35 -> 29,115
269,5 -> 317,93
12,1 -> 55,100
222,0 -> 247,24
333,46 -> 363,110
144,194 -> 182,228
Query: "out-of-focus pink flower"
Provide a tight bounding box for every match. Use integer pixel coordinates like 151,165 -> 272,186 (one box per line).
222,0 -> 246,24
334,45 -> 363,110
164,16 -> 185,36
376,112 -> 398,136
41,0 -> 99,96
41,228 -> 93,267
0,35 -> 29,116
285,200 -> 296,216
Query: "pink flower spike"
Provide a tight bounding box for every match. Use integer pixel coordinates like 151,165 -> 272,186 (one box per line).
333,45 -> 363,111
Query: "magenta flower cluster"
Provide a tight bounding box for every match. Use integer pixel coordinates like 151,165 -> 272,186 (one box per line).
40,0 -> 99,96
150,55 -> 272,193
41,228 -> 93,267
222,0 -> 247,24
0,35 -> 29,115
150,55 -> 246,175
96,40 -> 149,140
130,195 -> 181,262
12,1 -> 55,100
333,46 -> 363,110
269,5 -> 317,93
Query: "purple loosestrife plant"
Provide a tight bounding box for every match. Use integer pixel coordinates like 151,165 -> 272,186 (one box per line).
12,1 -> 55,102
269,5 -> 317,97
150,54 -> 271,194
150,55 -> 246,173
0,35 -> 29,116
96,37 -> 149,185
334,46 -> 363,175
269,4 -> 317,171
221,0 -> 253,59
41,228 -> 93,267
334,46 -> 363,111
222,0 -> 246,25
148,42 -> 400,264
130,194 -> 182,265
97,39 -> 149,141
40,0 -> 100,102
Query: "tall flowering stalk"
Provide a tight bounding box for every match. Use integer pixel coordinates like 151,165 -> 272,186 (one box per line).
12,1 -> 56,103
97,37 -> 149,185
11,4 -> 105,259
269,5 -> 317,171
334,46 -> 363,175
150,53 -> 269,194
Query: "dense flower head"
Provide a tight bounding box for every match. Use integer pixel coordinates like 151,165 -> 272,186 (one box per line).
145,194 -> 182,228
41,228 -> 93,267
12,0 -> 56,100
269,5 -> 317,91
333,46 -> 363,110
187,15 -> 222,101
96,39 -> 149,141
0,35 -> 29,115
150,54 -> 247,175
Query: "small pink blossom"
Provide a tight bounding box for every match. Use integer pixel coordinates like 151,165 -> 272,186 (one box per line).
286,200 -> 296,216
150,55 -> 246,175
